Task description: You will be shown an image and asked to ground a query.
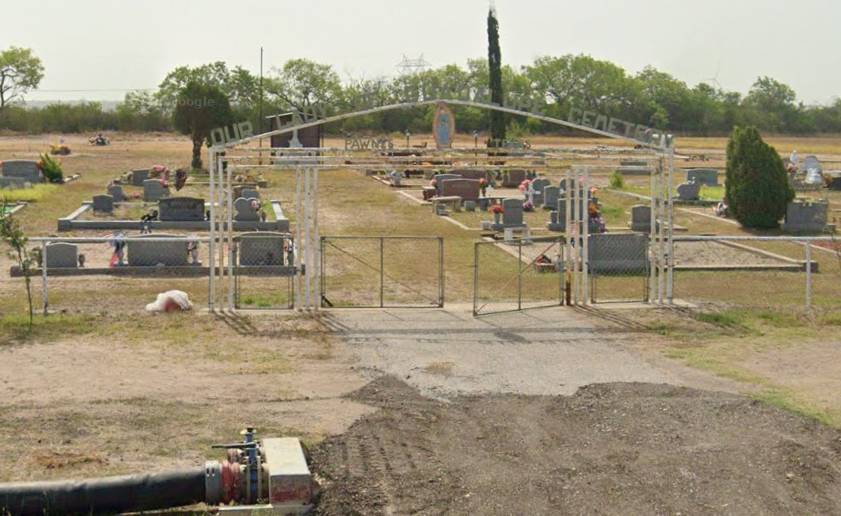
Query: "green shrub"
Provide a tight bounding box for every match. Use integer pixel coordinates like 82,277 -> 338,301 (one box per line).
37,153 -> 63,183
724,126 -> 794,228
608,171 -> 625,189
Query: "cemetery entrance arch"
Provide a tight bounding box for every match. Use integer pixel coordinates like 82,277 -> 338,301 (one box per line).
208,100 -> 676,313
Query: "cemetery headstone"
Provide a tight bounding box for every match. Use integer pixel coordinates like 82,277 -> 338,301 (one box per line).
531,178 -> 550,206
686,168 -> 719,187
92,194 -> 114,213
238,232 -> 286,266
677,181 -> 701,201
45,242 -> 79,269
502,169 -> 527,188
127,234 -> 189,266
440,179 -> 481,201
630,204 -> 653,232
143,179 -> 170,202
548,198 -> 567,232
1,160 -> 42,183
782,200 -> 830,233
234,197 -> 260,221
107,184 -> 126,202
543,186 -> 561,210
501,198 -> 524,228
130,169 -> 151,186
241,188 -> 260,200
463,200 -> 477,212
433,174 -> 462,196
158,197 -> 205,222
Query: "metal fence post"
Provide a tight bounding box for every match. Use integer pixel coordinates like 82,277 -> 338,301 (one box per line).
805,241 -> 812,311
41,240 -> 48,316
379,237 -> 385,308
517,240 -> 523,311
473,242 -> 479,316
438,237 -> 445,307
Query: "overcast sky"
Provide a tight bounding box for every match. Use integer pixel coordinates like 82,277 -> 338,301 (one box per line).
4,0 -> 839,105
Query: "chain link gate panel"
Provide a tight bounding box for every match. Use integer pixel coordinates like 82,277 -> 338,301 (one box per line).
233,233 -> 295,310
473,237 -> 565,316
320,236 -> 444,308
588,233 -> 650,304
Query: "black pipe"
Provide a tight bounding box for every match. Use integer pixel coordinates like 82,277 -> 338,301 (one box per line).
0,468 -> 205,515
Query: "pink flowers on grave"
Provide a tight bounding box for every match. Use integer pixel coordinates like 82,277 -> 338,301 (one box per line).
518,179 -> 532,193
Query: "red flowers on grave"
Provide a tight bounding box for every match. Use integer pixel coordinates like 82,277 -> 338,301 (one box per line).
490,204 -> 504,214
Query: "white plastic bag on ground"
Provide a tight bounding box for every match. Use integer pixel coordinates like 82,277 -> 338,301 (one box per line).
145,290 -> 193,313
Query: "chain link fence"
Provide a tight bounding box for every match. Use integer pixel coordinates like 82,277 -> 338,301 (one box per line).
319,236 -> 444,308
11,236 -> 214,315
233,233 -> 296,310
473,238 -> 564,316
671,236 -> 841,314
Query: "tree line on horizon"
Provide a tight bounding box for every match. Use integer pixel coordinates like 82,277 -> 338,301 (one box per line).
2,53 -> 841,137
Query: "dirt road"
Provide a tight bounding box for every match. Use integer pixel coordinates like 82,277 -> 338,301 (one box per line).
313,376 -> 841,515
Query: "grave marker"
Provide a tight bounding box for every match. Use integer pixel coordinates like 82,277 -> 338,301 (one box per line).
143,179 -> 170,202
45,242 -> 79,269
1,160 -> 42,183
159,197 -> 205,222
92,194 -> 114,213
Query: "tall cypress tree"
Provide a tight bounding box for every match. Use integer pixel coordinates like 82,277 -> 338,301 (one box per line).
487,5 -> 506,146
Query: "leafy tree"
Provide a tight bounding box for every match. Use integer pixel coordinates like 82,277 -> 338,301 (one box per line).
0,47 -> 44,111
524,55 -> 637,121
743,77 -> 799,133
0,205 -> 34,328
725,126 -> 794,228
157,62 -> 258,111
487,6 -> 506,144
265,59 -> 342,117
172,81 -> 234,170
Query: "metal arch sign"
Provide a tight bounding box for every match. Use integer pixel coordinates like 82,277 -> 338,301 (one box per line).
219,99 -> 673,151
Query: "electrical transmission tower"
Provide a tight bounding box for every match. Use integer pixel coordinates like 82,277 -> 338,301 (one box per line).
396,54 -> 431,75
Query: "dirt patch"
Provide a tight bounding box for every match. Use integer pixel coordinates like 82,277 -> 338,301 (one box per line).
312,376 -> 841,515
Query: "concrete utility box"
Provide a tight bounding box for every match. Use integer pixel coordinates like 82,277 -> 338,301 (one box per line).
263,438 -> 313,507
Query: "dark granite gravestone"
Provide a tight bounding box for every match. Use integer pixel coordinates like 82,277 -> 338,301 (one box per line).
440,179 -> 481,201
238,232 -> 286,266
92,194 -> 114,213
130,169 -> 151,186
158,197 -> 205,221
234,197 -> 260,221
1,160 -> 42,183
502,198 -> 524,227
531,178 -> 551,206
432,174 -> 462,196
45,242 -> 79,268
143,179 -> 170,202
107,184 -> 126,202
686,169 -> 719,187
630,205 -> 652,232
782,200 -> 830,233
502,169 -> 527,188
677,181 -> 701,201
127,234 -> 189,266
543,186 -> 561,210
